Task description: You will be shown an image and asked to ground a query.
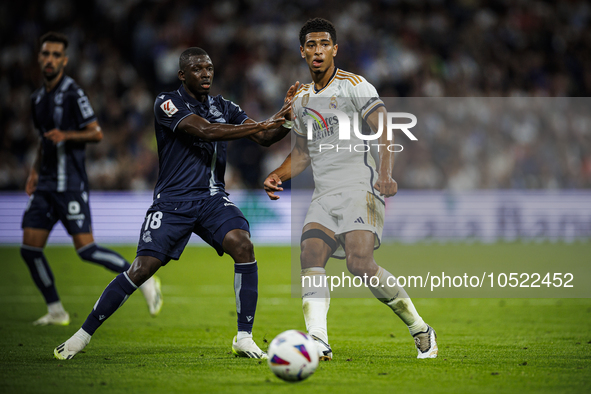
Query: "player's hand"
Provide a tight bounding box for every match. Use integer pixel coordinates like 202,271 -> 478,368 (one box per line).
264,173 -> 283,200
283,82 -> 300,121
25,171 -> 38,196
44,129 -> 67,144
260,117 -> 287,131
284,82 -> 300,103
374,175 -> 397,197
276,96 -> 294,121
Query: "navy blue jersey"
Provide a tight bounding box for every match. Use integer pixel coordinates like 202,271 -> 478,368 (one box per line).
152,86 -> 249,202
31,75 -> 97,192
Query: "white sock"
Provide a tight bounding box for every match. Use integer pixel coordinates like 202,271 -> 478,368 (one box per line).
65,328 -> 92,352
47,301 -> 66,315
301,267 -> 330,344
369,266 -> 427,336
75,328 -> 92,342
236,331 -> 252,341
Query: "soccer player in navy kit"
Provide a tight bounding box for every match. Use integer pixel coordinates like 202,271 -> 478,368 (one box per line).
22,32 -> 162,327
54,47 -> 298,360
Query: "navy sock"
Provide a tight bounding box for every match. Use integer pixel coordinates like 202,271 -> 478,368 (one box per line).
21,245 -> 59,304
82,272 -> 137,335
234,261 -> 258,333
77,243 -> 131,273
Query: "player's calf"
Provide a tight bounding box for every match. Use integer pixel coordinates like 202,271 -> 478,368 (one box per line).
81,271 -> 137,336
77,243 -> 131,273
21,245 -> 70,325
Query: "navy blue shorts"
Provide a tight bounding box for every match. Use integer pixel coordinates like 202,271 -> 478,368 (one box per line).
136,193 -> 250,265
22,190 -> 92,235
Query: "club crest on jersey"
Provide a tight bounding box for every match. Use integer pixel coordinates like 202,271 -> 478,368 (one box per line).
302,93 -> 310,107
210,105 -> 223,118
160,99 -> 178,117
329,95 -> 338,109
142,230 -> 152,243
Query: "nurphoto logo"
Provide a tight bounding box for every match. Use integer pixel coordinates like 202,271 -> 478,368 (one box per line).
304,109 -> 418,152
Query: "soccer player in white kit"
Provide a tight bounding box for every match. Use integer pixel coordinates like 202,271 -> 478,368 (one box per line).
264,18 -> 438,360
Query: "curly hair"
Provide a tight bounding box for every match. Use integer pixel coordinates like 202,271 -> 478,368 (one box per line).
299,18 -> 337,46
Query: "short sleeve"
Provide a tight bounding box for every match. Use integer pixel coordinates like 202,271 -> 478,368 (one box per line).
154,93 -> 193,132
67,88 -> 97,129
225,100 -> 249,125
350,79 -> 385,121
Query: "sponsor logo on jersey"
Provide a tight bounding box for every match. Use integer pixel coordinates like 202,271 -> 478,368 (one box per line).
160,99 -> 179,117
302,107 -> 338,142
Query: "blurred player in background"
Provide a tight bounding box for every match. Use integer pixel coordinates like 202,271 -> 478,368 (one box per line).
22,32 -> 162,327
55,47 -> 298,360
264,18 -> 438,359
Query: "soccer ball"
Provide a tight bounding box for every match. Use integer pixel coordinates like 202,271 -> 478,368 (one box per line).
267,330 -> 319,382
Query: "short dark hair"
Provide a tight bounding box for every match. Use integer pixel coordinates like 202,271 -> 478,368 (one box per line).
179,47 -> 209,71
40,32 -> 68,50
299,18 -> 337,46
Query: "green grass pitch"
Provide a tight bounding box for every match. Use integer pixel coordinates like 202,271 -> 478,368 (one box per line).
0,244 -> 590,393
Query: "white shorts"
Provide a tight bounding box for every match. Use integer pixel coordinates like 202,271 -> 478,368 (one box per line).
303,190 -> 385,259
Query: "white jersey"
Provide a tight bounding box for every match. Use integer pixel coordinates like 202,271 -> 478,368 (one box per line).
293,68 -> 385,201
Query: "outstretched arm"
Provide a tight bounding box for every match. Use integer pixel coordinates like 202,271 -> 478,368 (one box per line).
367,106 -> 397,197
263,135 -> 310,200
248,82 -> 300,147
43,120 -> 103,144
177,107 -> 288,142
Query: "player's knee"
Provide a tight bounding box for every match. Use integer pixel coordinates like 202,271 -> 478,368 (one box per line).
346,252 -> 375,277
224,231 -> 254,263
127,257 -> 160,286
300,243 -> 324,268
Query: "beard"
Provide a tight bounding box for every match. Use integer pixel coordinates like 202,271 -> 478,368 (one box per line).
43,66 -> 60,81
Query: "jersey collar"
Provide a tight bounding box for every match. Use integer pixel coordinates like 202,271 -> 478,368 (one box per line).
313,67 -> 338,94
45,74 -> 66,94
178,84 -> 209,107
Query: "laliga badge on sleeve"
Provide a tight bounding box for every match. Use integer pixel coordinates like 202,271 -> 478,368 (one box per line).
160,99 -> 179,117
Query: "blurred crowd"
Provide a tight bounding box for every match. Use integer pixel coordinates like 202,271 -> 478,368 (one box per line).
1,0 -> 590,192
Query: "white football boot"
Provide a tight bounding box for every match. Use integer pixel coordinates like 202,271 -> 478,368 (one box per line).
231,336 -> 268,359
53,329 -> 91,360
413,325 -> 438,359
33,311 -> 70,326
139,275 -> 163,317
311,335 -> 332,361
